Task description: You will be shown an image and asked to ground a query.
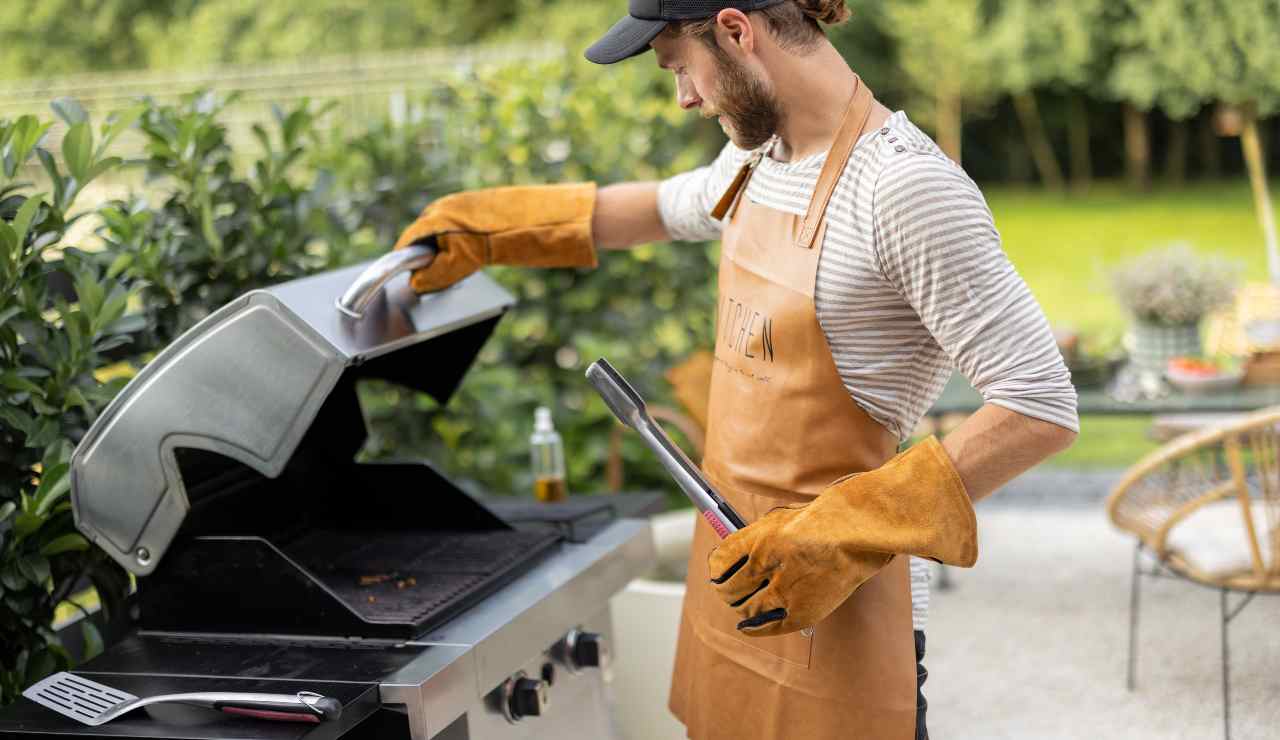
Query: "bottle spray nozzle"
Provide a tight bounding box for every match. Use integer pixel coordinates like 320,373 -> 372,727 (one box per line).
534,406 -> 554,433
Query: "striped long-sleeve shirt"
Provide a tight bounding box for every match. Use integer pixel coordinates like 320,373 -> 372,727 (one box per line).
658,110 -> 1079,630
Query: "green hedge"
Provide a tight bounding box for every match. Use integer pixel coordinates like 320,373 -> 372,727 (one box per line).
0,103 -> 139,705
347,52 -> 724,496
1,49 -> 719,703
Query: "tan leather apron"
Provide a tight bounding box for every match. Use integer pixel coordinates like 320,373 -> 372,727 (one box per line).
668,78 -> 917,740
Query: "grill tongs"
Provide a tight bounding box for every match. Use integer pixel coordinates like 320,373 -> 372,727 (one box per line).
586,358 -> 746,538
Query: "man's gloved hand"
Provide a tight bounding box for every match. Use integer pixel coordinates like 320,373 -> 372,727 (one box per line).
707,436 -> 978,637
394,183 -> 598,293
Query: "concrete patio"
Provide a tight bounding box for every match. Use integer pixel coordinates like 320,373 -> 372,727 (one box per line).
927,475 -> 1279,739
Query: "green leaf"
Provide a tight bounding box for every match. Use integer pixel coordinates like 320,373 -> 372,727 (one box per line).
34,462 -> 70,515
0,405 -> 35,436
0,501 -> 15,524
104,313 -> 146,335
105,252 -> 134,279
1,371 -> 45,397
0,305 -> 23,327
18,555 -> 51,586
36,149 -> 66,210
31,396 -> 60,416
26,418 -> 60,449
41,439 -> 73,469
40,533 -> 89,556
0,221 -> 16,259
72,267 -> 105,319
14,509 -> 43,539
51,98 -> 88,127
0,564 -> 24,591
251,123 -> 271,155
61,122 -> 93,182
86,156 -> 122,185
92,285 -> 130,335
63,386 -> 92,415
81,621 -> 105,661
11,193 -> 42,246
4,116 -> 51,178
97,104 -> 145,159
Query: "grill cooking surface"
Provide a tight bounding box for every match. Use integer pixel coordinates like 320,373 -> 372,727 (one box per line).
286,530 -> 561,626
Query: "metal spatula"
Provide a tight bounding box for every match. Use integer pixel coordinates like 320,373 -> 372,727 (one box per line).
24,672 -> 342,726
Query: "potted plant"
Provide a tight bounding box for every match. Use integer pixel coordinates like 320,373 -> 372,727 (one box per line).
1110,245 -> 1240,379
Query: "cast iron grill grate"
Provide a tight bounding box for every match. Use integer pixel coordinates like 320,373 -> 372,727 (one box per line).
285,529 -> 560,626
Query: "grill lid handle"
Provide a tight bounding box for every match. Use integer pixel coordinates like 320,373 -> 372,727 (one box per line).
336,243 -> 437,320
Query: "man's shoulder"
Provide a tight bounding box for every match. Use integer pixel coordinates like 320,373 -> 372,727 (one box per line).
829,114 -> 950,203
859,120 -> 984,215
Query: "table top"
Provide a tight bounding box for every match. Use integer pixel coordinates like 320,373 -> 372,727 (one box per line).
928,372 -> 1280,416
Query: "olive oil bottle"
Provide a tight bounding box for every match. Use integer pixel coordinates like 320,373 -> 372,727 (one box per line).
530,406 -> 567,503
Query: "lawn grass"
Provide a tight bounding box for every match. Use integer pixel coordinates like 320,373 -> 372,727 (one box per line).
983,179 -> 1275,469
988,180 -> 1273,336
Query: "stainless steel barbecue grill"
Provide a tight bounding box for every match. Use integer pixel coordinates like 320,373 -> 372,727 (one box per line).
0,247 -> 656,739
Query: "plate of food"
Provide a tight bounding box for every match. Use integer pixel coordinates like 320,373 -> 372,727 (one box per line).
1166,356 -> 1245,394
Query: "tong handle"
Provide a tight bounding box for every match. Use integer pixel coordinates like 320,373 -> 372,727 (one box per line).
336,243 -> 437,319
144,690 -> 341,723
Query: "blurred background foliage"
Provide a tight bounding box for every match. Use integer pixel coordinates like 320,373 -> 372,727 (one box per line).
2,0 -> 1277,186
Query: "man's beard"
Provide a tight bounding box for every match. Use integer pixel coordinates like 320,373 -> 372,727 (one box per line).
711,52 -> 782,150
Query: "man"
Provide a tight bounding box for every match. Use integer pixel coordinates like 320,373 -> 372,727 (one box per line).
394,2 -> 1079,737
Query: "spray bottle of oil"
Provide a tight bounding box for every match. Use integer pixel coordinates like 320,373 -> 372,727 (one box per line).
530,406 -> 567,503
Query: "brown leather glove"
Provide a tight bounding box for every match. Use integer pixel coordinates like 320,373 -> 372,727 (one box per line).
394,183 -> 598,293
707,436 -> 978,637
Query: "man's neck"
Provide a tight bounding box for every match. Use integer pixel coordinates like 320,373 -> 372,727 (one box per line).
764,43 -> 889,162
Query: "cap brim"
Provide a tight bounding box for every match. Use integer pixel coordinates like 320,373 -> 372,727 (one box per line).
585,15 -> 667,65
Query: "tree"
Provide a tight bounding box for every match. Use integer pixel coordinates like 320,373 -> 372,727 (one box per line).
137,0 -> 527,69
1108,2 -> 1203,190
0,0 -> 189,78
882,0 -> 996,164
987,0 -> 1108,191
1112,0 -> 1280,279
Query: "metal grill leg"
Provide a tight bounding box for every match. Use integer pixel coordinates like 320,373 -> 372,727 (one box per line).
1127,542 -> 1142,691
1221,588 -> 1231,740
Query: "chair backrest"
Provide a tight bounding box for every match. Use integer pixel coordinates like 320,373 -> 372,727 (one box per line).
1106,405 -> 1280,582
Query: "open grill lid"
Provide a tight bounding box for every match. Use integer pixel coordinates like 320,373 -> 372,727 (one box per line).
71,248 -> 514,576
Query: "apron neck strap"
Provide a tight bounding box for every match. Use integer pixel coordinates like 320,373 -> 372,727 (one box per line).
795,76 -> 876,249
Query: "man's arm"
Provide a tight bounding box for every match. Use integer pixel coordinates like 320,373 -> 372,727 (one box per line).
591,182 -> 670,250
594,141 -> 755,251
872,151 -> 1079,502
941,404 -> 1076,503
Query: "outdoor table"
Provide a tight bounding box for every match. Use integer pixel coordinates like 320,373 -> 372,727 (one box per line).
927,372 -> 1280,418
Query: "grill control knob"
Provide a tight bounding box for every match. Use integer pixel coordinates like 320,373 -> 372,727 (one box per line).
558,629 -> 610,674
508,677 -> 548,720
571,632 -> 606,669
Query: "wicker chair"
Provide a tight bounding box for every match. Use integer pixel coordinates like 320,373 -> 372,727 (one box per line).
1106,405 -> 1280,740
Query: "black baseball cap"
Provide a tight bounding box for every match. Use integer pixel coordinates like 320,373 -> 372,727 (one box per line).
586,0 -> 788,65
